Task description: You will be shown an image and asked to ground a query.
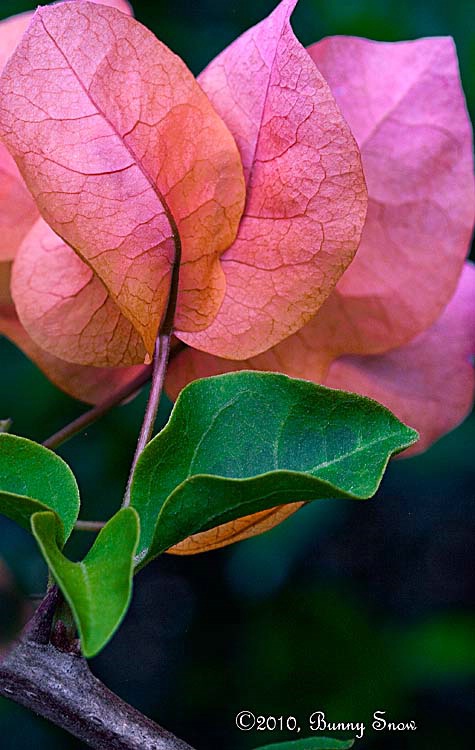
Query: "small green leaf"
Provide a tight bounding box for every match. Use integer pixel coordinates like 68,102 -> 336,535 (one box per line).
31,508 -> 140,657
253,739 -> 354,750
0,434 -> 80,543
130,372 -> 418,563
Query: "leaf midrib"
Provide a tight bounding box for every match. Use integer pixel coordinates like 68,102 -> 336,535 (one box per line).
308,429 -> 404,473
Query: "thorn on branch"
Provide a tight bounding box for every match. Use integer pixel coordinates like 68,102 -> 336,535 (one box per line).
22,584 -> 61,645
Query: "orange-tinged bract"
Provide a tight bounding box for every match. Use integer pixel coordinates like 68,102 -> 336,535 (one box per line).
170,503 -> 304,555
7,319 -> 147,404
0,1 -> 245,363
12,218 -> 146,367
0,0 -> 148,386
0,1 -> 133,263
0,288 -> 147,404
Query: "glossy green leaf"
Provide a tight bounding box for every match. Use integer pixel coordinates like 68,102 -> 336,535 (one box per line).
31,508 -> 140,658
0,433 -> 80,543
131,372 -> 418,564
253,739 -> 354,750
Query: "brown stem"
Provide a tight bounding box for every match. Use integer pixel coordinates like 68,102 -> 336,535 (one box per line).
18,162 -> 188,746
43,366 -> 153,450
75,520 -> 106,533
122,204 -> 182,507
0,587 -> 195,750
42,342 -> 187,452
122,332 -> 172,507
0,640 -> 194,750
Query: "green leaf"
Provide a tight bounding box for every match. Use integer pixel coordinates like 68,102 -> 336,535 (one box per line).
253,740 -> 354,750
130,372 -> 418,564
31,508 -> 140,657
0,433 -> 80,543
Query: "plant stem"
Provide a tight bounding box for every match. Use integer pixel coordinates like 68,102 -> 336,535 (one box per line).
75,520 -> 106,533
42,342 -> 187,452
0,601 -> 195,750
43,366 -> 153,450
121,208 -> 182,506
122,332 -> 172,507
3,236 -> 189,747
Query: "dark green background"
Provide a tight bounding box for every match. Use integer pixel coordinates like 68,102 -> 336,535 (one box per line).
0,1 -> 474,748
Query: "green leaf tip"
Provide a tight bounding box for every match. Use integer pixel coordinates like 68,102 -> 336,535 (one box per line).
0,433 -> 80,543
252,737 -> 355,749
130,372 -> 418,564
31,507 -> 140,658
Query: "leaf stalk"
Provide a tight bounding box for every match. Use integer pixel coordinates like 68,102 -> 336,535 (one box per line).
42,366 -> 153,450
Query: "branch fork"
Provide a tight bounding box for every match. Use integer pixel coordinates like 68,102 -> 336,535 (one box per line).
0,586 -> 195,750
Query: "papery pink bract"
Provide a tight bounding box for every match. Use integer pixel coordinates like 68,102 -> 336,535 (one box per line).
0,145 -> 37,262
326,262 -> 475,456
164,32 -> 475,552
167,259 -> 475,453
166,262 -> 475,553
305,36 -> 475,360
168,34 -> 475,436
176,0 -> 367,360
0,0 -> 368,399
0,0 -> 150,397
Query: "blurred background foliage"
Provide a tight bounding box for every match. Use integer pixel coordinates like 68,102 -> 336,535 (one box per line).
0,0 -> 474,748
